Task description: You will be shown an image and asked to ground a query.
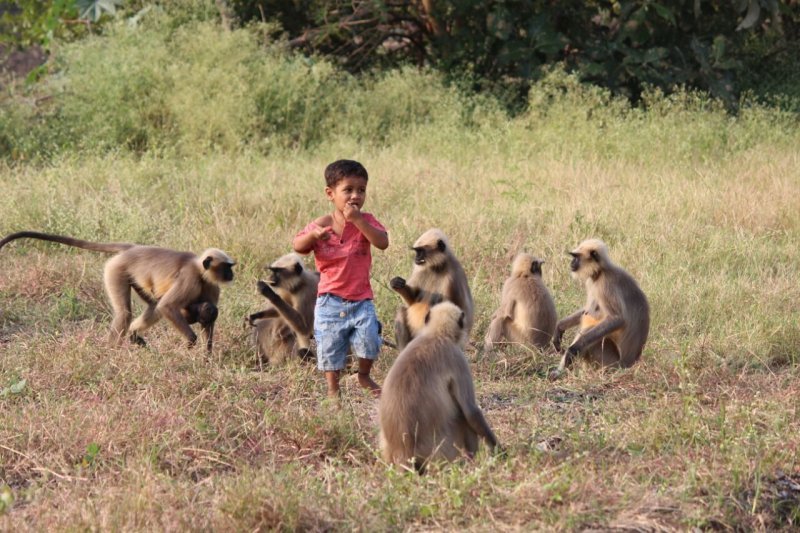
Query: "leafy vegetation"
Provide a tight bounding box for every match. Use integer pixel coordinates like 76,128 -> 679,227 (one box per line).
3,0 -> 800,108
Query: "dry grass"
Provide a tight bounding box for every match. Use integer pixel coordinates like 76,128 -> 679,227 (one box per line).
1,116 -> 799,530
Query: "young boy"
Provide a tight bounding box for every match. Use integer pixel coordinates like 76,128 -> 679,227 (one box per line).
293,160 -> 389,399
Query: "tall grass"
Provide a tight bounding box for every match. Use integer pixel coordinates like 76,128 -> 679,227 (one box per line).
1,7 -> 800,531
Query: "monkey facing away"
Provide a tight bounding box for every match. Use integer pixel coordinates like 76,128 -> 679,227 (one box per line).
553,239 -> 650,375
0,231 -> 235,351
379,301 -> 499,473
483,253 -> 557,354
390,228 -> 474,349
246,253 -> 319,365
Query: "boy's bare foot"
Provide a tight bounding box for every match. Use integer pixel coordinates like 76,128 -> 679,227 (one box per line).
357,371 -> 381,398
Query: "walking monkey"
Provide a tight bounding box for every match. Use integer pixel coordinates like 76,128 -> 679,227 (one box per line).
0,231 -> 234,351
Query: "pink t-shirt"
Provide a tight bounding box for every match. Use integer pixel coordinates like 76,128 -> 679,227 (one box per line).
296,213 -> 386,300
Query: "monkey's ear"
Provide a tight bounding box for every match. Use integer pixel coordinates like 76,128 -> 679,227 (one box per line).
590,250 -> 599,261
458,311 -> 465,329
294,262 -> 303,274
424,310 -> 431,324
436,239 -> 446,252
202,257 -> 213,270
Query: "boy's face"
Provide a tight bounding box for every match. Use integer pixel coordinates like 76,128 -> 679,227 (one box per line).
326,176 -> 368,213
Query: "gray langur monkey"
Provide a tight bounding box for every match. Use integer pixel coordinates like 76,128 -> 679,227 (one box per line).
379,301 -> 499,474
552,239 -> 650,376
0,231 -> 235,351
483,253 -> 557,354
390,228 -> 473,349
246,253 -> 319,365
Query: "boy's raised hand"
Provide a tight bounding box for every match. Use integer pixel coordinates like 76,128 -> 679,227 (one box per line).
313,226 -> 334,241
343,203 -> 363,222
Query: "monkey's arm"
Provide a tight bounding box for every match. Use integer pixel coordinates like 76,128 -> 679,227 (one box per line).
483,300 -> 514,353
257,281 -> 311,335
553,309 -> 583,351
157,281 -> 201,347
568,315 -> 625,354
448,361 -> 499,450
247,308 -> 279,324
389,277 -> 420,305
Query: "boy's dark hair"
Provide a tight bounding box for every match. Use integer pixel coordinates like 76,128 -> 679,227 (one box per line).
324,160 -> 368,187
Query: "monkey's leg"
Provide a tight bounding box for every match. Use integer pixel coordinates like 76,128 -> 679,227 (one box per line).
394,308 -> 412,350
128,304 -> 161,345
569,316 -> 624,355
103,259 -> 133,346
483,314 -> 508,353
201,322 -> 215,352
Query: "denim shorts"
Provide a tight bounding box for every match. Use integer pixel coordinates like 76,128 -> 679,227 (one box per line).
314,293 -> 382,371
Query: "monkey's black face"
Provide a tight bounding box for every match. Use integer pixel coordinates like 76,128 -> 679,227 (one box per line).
413,247 -> 428,265
413,239 -> 447,267
267,267 -> 285,286
531,262 -> 542,275
220,263 -> 234,282
569,253 -> 581,272
267,262 -> 302,286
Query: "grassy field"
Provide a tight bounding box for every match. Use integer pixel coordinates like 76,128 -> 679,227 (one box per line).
2,16 -> 800,529
1,126 -> 799,529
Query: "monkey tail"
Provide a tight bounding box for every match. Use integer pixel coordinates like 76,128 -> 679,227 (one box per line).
0,231 -> 135,254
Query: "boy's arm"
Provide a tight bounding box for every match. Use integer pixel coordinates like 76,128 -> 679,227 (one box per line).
352,217 -> 389,250
344,206 -> 388,250
293,224 -> 333,254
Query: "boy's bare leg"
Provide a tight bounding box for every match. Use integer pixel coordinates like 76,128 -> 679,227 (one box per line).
325,370 -> 341,399
357,358 -> 381,398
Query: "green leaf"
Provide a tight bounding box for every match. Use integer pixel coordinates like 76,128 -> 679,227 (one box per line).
1,378 -> 26,397
0,485 -> 14,515
651,3 -> 676,25
9,379 -> 27,394
76,0 -> 125,22
487,8 -> 513,41
736,0 -> 761,31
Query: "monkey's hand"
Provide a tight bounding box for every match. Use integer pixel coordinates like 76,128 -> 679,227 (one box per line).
493,443 -> 508,458
187,332 -> 198,348
566,343 -> 580,357
552,329 -> 564,352
257,280 -> 281,305
390,277 -> 406,291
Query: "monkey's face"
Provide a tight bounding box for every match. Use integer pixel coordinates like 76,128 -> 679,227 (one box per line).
569,241 -> 605,281
216,262 -> 234,283
203,255 -> 235,284
413,239 -> 448,269
267,262 -> 303,292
